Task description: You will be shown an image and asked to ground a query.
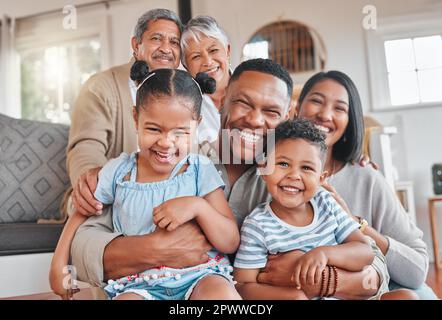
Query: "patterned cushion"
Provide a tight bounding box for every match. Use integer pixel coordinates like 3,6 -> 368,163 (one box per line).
0,114 -> 70,223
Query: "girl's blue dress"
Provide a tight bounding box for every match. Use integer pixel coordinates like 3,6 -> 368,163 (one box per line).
94,152 -> 233,300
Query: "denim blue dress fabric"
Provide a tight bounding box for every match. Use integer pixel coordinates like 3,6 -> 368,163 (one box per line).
94,152 -> 234,299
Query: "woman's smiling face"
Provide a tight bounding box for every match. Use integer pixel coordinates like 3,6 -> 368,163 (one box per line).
297,79 -> 350,148
184,34 -> 230,94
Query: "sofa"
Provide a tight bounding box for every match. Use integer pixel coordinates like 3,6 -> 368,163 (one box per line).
0,113 -> 70,297
0,113 -> 70,254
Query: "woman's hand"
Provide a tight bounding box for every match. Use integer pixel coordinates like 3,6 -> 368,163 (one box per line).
291,248 -> 328,288
153,197 -> 200,231
354,154 -> 379,170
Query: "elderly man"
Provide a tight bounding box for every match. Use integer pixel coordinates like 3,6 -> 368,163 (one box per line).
70,56 -> 388,300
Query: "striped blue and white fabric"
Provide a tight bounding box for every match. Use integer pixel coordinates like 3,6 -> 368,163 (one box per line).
234,188 -> 360,269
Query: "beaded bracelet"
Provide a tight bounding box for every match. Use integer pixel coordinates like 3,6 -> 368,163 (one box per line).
329,266 -> 338,297
319,267 -> 327,297
324,265 -> 332,298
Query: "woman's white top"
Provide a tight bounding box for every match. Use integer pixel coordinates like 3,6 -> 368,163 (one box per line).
198,95 -> 221,144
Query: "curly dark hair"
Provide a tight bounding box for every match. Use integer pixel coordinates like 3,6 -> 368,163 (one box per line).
273,118 -> 328,164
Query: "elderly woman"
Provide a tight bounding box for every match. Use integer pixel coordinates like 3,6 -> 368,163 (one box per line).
181,15 -> 231,143
260,70 -> 436,299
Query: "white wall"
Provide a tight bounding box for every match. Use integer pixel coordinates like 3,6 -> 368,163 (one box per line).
0,0 -> 178,66
105,0 -> 178,66
0,0 -> 99,17
373,108 -> 442,261
192,0 -> 442,262
192,0 -> 380,110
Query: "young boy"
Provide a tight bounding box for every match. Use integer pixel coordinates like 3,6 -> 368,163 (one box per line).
233,118 -> 375,300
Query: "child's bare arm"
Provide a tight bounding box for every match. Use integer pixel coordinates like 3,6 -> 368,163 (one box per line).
153,189 -> 239,254
49,211 -> 88,298
290,230 -> 374,288
195,188 -> 240,253
320,229 -> 375,271
234,268 -> 307,300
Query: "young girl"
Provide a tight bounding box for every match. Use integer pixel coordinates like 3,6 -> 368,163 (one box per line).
49,61 -> 241,300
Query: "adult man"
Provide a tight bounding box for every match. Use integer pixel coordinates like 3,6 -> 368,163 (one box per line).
206,59 -> 388,299
70,58 -> 388,299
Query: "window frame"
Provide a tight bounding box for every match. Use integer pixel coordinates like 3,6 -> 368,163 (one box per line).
365,11 -> 442,112
13,5 -> 111,121
241,20 -> 327,85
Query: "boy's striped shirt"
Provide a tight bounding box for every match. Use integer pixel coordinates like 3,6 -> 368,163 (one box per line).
234,188 -> 360,269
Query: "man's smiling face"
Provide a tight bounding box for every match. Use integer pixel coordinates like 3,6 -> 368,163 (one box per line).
132,19 -> 181,70
221,71 -> 291,163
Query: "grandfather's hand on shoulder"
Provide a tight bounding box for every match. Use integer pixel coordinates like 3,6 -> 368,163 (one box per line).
151,221 -> 211,269
72,166 -> 103,217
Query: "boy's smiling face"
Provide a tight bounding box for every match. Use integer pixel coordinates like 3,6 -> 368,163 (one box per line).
262,138 -> 327,210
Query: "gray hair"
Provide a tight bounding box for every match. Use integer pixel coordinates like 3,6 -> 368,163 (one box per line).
133,8 -> 183,43
181,15 -> 229,66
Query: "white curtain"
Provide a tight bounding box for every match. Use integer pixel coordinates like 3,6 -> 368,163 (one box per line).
0,15 -> 20,118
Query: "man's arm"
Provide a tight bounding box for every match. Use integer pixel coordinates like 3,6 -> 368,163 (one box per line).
70,206 -> 119,286
103,222 -> 212,281
234,268 -> 307,300
257,246 -> 385,300
318,230 -> 375,272
67,74 -> 115,188
66,73 -> 116,215
70,207 -> 211,286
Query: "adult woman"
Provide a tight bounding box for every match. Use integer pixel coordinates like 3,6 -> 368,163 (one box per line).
293,71 -> 435,299
181,16 -> 231,143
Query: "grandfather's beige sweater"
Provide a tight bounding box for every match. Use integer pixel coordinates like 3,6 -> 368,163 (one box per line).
67,61 -> 138,186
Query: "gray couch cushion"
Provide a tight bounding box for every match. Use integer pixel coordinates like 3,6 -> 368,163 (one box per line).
0,114 -> 70,223
0,223 -> 64,256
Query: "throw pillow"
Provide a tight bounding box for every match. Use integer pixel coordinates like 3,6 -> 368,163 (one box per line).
0,113 -> 70,223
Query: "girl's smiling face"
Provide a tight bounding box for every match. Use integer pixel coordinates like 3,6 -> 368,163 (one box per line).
133,95 -> 198,177
297,79 -> 349,148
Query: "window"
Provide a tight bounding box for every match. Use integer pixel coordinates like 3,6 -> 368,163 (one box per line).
384,35 -> 442,106
19,38 -> 101,124
365,12 -> 442,110
242,21 -> 326,77
13,4 -> 110,124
